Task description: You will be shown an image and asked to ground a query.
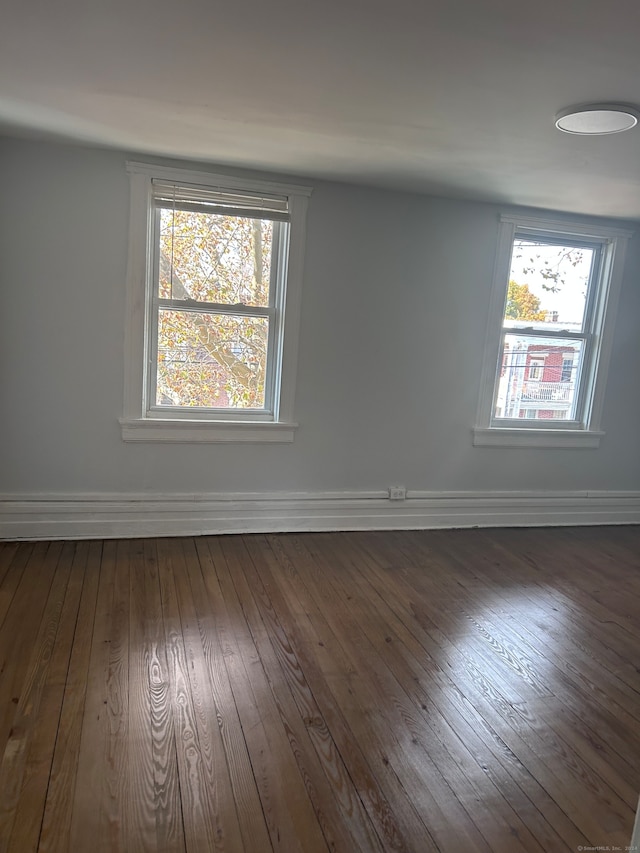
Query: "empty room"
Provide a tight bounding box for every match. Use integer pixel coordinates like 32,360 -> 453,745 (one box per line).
1,0 -> 639,851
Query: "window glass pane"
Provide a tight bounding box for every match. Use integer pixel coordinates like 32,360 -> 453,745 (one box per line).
156,310 -> 268,409
506,238 -> 596,332
495,334 -> 584,421
158,210 -> 273,307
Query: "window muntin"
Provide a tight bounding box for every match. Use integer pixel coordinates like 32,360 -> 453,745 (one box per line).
491,231 -> 603,428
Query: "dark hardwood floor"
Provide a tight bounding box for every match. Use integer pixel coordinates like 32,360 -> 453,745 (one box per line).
0,526 -> 639,852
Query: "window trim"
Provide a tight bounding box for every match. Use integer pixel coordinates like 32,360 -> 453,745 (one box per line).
121,162 -> 311,443
527,356 -> 545,381
473,213 -> 632,449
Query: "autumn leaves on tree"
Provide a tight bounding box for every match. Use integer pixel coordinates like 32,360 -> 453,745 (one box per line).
504,280 -> 547,322
157,209 -> 273,409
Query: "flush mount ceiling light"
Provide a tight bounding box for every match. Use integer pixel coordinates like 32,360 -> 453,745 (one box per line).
555,103 -> 640,135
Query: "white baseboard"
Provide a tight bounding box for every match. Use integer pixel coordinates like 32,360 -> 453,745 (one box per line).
1,489 -> 639,541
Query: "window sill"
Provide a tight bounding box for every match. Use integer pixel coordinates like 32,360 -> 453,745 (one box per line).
472,427 -> 604,449
120,418 -> 297,443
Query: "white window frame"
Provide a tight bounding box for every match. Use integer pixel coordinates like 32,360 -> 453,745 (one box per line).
561,355 -> 574,383
473,213 -> 633,449
120,162 -> 311,443
527,357 -> 545,381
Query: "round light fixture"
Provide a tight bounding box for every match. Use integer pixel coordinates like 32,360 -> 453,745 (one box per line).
555,103 -> 639,135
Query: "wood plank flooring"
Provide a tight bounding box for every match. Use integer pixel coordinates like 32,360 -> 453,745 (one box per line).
1,526 -> 639,852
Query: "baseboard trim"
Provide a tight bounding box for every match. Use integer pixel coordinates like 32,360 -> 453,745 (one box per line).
1,490 -> 639,541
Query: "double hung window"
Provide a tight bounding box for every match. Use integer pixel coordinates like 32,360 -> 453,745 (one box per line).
474,214 -> 632,448
121,163 -> 311,442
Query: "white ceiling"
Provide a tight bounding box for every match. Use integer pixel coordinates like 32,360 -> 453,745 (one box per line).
2,0 -> 640,218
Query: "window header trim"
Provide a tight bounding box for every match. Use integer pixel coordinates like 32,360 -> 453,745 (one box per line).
500,212 -> 633,241
127,161 -> 312,199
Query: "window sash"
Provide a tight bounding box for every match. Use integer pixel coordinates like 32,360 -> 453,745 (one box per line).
510,230 -> 604,336
149,306 -> 274,417
491,328 -> 591,428
157,298 -> 273,318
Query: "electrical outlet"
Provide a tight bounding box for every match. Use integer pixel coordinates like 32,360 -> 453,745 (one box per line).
388,486 -> 406,501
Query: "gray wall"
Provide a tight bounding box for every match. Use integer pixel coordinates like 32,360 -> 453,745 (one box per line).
1,137 -> 639,496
